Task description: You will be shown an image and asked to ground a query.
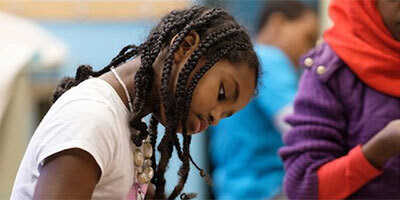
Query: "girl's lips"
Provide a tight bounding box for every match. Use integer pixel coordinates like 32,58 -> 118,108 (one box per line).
193,116 -> 209,133
198,117 -> 209,133
193,117 -> 201,133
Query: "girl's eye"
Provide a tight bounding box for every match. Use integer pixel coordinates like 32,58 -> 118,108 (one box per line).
218,84 -> 226,101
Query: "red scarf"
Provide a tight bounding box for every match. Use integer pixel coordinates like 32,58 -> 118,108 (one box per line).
324,0 -> 400,97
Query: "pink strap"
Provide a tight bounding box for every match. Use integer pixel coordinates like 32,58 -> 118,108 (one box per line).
127,183 -> 148,200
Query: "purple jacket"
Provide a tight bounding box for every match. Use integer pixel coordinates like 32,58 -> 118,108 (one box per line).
279,42 -> 400,199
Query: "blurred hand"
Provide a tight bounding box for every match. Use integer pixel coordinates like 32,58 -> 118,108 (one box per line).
362,120 -> 400,169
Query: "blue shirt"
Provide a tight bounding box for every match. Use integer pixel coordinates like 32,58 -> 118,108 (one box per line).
209,44 -> 299,199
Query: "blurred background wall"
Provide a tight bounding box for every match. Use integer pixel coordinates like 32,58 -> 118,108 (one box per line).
0,0 -> 330,199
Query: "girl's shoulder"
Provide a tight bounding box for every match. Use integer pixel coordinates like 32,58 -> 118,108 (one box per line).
50,78 -> 127,119
39,78 -> 128,136
32,78 -> 130,176
299,42 -> 348,83
297,42 -> 373,110
299,42 -> 363,96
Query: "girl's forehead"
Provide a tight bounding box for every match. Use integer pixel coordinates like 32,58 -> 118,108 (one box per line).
219,62 -> 256,91
225,61 -> 255,76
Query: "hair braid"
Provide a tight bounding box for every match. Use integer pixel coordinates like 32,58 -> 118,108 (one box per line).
153,9 -> 220,190
159,8 -> 233,167
53,65 -> 96,102
168,25 -> 246,169
153,134 -> 173,199
173,26 -> 246,120
130,7 -> 203,147
153,9 -> 226,197
182,42 -> 251,133
178,43 -> 250,189
157,9 -> 255,198
148,114 -> 159,179
163,28 -> 247,198
52,42 -> 143,103
127,7 -> 209,191
160,8 -> 228,115
101,45 -> 141,73
52,77 -> 77,102
130,9 -> 210,195
168,158 -> 190,199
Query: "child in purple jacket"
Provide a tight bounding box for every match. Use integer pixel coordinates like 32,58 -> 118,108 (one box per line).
279,0 -> 400,199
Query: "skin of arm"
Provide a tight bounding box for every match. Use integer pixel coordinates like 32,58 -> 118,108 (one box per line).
33,148 -> 101,200
362,120 -> 400,169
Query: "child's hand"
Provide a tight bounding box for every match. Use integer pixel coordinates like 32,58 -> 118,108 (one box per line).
362,120 -> 400,169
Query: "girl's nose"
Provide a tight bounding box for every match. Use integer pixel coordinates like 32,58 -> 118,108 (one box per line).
208,109 -> 221,126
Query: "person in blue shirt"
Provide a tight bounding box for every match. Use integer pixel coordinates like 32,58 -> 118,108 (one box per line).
209,1 -> 318,199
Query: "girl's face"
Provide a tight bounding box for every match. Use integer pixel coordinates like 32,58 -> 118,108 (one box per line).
180,60 -> 256,134
377,0 -> 400,41
157,58 -> 256,135
155,31 -> 256,134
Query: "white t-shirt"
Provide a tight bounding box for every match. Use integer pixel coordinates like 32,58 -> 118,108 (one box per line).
11,78 -> 147,200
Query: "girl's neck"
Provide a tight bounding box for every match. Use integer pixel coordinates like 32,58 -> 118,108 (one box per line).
100,57 -> 161,117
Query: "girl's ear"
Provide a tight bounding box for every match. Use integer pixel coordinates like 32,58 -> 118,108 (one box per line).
171,30 -> 200,63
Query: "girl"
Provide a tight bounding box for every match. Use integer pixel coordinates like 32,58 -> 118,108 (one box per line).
279,0 -> 400,199
11,6 -> 259,200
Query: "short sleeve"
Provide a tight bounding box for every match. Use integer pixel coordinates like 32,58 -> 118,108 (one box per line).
35,99 -> 119,179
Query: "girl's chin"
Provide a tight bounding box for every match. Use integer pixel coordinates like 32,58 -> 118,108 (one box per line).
176,128 -> 196,135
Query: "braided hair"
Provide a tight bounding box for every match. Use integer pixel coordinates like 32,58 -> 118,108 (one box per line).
52,6 -> 260,199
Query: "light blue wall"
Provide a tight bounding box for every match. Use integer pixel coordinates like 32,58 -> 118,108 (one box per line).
40,22 -> 153,76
